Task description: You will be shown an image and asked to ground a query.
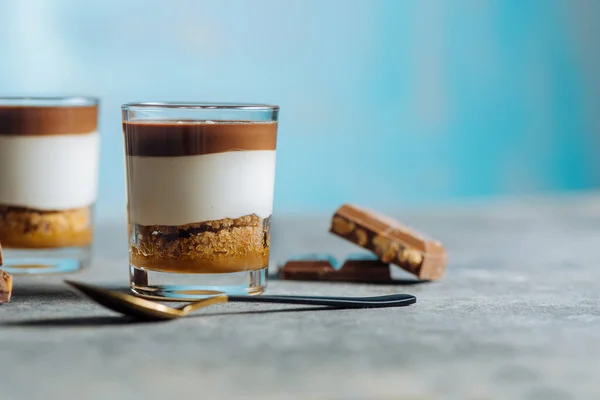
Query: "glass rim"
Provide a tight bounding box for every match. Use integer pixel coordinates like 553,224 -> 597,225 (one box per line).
0,96 -> 99,106
122,102 -> 279,111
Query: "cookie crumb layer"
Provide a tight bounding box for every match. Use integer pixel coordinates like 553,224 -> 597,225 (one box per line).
0,205 -> 92,249
130,214 -> 270,274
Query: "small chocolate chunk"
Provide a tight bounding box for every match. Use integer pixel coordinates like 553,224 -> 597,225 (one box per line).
278,254 -> 337,281
278,254 -> 391,283
330,204 -> 447,280
337,254 -> 392,282
0,269 -> 12,303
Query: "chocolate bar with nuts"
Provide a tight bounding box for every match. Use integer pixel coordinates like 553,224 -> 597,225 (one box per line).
278,254 -> 391,283
0,242 -> 11,303
0,269 -> 11,303
330,204 -> 447,280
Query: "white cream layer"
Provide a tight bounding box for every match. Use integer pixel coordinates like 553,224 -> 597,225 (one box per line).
127,150 -> 276,226
0,132 -> 99,211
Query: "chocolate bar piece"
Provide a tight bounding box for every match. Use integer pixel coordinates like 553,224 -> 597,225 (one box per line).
330,204 -> 447,280
0,269 -> 12,303
278,254 -> 391,283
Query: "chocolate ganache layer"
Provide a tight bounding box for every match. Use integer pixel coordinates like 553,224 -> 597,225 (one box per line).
0,106 -> 98,135
123,120 -> 277,157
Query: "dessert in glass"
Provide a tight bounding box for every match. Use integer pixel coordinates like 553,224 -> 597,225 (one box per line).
0,97 -> 99,274
122,102 -> 278,300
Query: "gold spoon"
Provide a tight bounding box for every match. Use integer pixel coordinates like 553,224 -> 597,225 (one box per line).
65,280 -> 417,322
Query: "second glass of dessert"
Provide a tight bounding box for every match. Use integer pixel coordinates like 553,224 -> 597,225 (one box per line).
0,97 -> 99,274
122,102 -> 278,300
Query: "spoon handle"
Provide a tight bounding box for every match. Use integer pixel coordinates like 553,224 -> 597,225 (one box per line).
227,293 -> 416,308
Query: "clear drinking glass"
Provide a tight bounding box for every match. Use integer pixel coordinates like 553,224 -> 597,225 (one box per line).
122,102 -> 278,300
0,97 -> 99,274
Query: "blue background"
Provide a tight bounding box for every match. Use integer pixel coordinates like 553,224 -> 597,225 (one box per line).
0,0 -> 598,220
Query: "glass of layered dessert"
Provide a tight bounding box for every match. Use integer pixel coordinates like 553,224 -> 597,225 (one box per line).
122,102 -> 278,299
0,97 -> 99,274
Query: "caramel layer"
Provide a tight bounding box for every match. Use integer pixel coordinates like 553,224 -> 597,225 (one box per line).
0,106 -> 98,135
131,253 -> 268,274
123,121 -> 277,156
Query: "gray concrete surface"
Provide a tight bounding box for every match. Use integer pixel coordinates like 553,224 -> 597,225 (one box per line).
2,196 -> 600,399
